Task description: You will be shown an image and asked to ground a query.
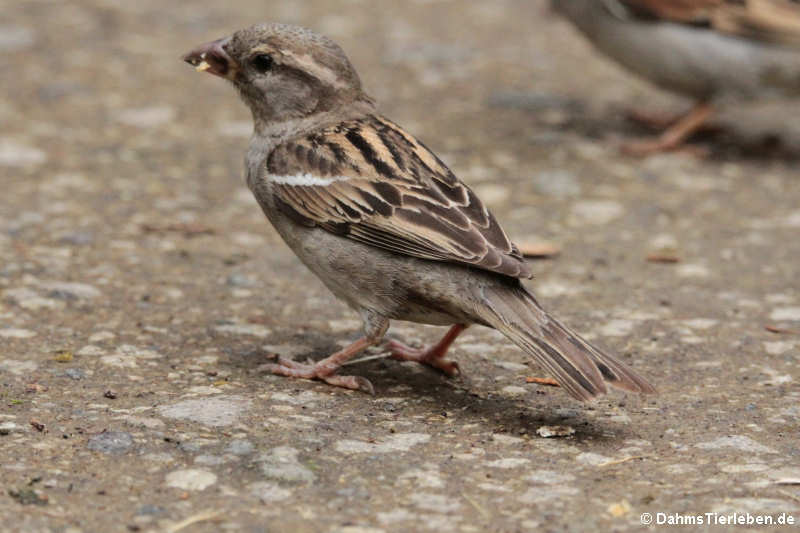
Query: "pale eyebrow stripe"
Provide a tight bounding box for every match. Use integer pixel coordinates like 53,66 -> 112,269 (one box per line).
281,50 -> 349,89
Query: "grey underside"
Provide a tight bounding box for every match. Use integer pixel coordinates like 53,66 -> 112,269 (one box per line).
252,181 -> 510,334
554,0 -> 800,101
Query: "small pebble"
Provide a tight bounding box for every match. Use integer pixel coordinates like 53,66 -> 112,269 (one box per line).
87,431 -> 133,454
165,469 -> 217,491
256,446 -> 316,484
158,396 -> 252,427
226,439 -> 255,456
0,139 -> 46,167
485,458 -> 530,469
607,500 -> 631,517
63,368 -> 86,380
769,307 -> 800,321
226,273 -> 257,287
500,385 -> 528,397
248,481 -> 292,503
135,504 -> 165,516
0,360 -> 38,374
0,422 -> 19,435
212,323 -> 271,338
570,200 -> 623,225
334,433 -> 430,454
0,26 -> 35,51
57,231 -> 94,246
39,281 -> 101,300
576,452 -> 611,466
695,435 -> 777,454
598,319 -> 635,337
536,425 -> 576,438
531,170 -> 581,197
53,350 -> 73,363
0,328 -> 36,339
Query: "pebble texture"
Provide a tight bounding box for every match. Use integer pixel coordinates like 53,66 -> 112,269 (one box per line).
1,1 -> 799,531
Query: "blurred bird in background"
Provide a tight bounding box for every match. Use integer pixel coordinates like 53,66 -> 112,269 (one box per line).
552,0 -> 800,155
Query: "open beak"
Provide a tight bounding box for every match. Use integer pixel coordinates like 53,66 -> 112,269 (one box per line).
182,37 -> 236,79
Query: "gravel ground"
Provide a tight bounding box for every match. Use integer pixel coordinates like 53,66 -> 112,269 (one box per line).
2,1 -> 799,532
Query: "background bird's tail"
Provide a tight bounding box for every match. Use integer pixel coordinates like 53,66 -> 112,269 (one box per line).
474,283 -> 656,401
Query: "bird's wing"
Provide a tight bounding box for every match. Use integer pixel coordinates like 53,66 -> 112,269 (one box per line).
616,0 -> 724,24
618,0 -> 800,45
262,114 -> 532,279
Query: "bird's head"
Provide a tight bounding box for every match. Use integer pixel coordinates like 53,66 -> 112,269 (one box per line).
183,23 -> 369,128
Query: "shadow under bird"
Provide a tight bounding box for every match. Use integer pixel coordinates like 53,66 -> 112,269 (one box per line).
182,23 -> 655,401
551,0 -> 800,154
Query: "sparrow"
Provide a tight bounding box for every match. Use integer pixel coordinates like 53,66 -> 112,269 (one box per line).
183,23 -> 655,401
551,0 -> 800,155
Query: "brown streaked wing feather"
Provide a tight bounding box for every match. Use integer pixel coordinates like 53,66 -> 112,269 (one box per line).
620,0 -> 800,45
265,115 -> 532,279
711,0 -> 800,46
619,0 -> 723,23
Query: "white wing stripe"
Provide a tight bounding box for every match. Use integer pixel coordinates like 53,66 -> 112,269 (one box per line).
269,173 -> 350,187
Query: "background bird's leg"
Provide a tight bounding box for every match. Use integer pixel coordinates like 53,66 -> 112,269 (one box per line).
258,314 -> 389,394
385,323 -> 467,376
626,107 -> 684,130
621,102 -> 713,156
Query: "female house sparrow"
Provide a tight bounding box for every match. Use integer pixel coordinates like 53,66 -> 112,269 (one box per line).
551,0 -> 800,154
183,24 -> 655,401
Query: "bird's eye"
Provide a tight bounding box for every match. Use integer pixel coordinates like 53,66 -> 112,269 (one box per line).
251,54 -> 274,73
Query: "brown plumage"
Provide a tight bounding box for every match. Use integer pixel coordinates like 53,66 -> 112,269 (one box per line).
623,0 -> 800,45
621,0 -> 724,22
266,115 -> 531,279
183,23 -> 655,401
552,0 -> 800,154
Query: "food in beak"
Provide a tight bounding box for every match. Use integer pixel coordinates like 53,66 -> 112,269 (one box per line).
182,38 -> 233,78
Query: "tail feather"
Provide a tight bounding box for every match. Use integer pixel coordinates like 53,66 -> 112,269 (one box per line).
476,284 -> 656,401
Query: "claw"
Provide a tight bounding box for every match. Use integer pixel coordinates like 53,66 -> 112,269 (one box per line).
435,359 -> 460,377
386,341 -> 461,377
324,374 -> 375,394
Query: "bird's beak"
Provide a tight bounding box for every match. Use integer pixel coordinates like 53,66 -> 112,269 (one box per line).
182,37 -> 236,79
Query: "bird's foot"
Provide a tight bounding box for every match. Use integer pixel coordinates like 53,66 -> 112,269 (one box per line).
625,108 -> 682,130
258,355 -> 375,393
257,336 -> 376,394
620,137 -> 709,157
384,339 -> 461,377
621,102 -> 713,157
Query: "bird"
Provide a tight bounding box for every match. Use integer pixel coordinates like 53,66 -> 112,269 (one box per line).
182,23 -> 656,401
551,0 -> 800,155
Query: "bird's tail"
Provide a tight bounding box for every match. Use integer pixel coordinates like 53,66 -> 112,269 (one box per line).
473,283 -> 656,401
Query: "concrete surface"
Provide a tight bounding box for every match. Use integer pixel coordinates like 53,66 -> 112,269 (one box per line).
1,1 -> 799,531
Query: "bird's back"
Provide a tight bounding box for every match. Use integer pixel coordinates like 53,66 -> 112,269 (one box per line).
553,0 -> 800,101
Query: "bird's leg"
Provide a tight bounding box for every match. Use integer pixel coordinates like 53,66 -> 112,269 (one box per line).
626,107 -> 684,130
384,324 -> 467,377
258,315 -> 389,394
621,102 -> 713,156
